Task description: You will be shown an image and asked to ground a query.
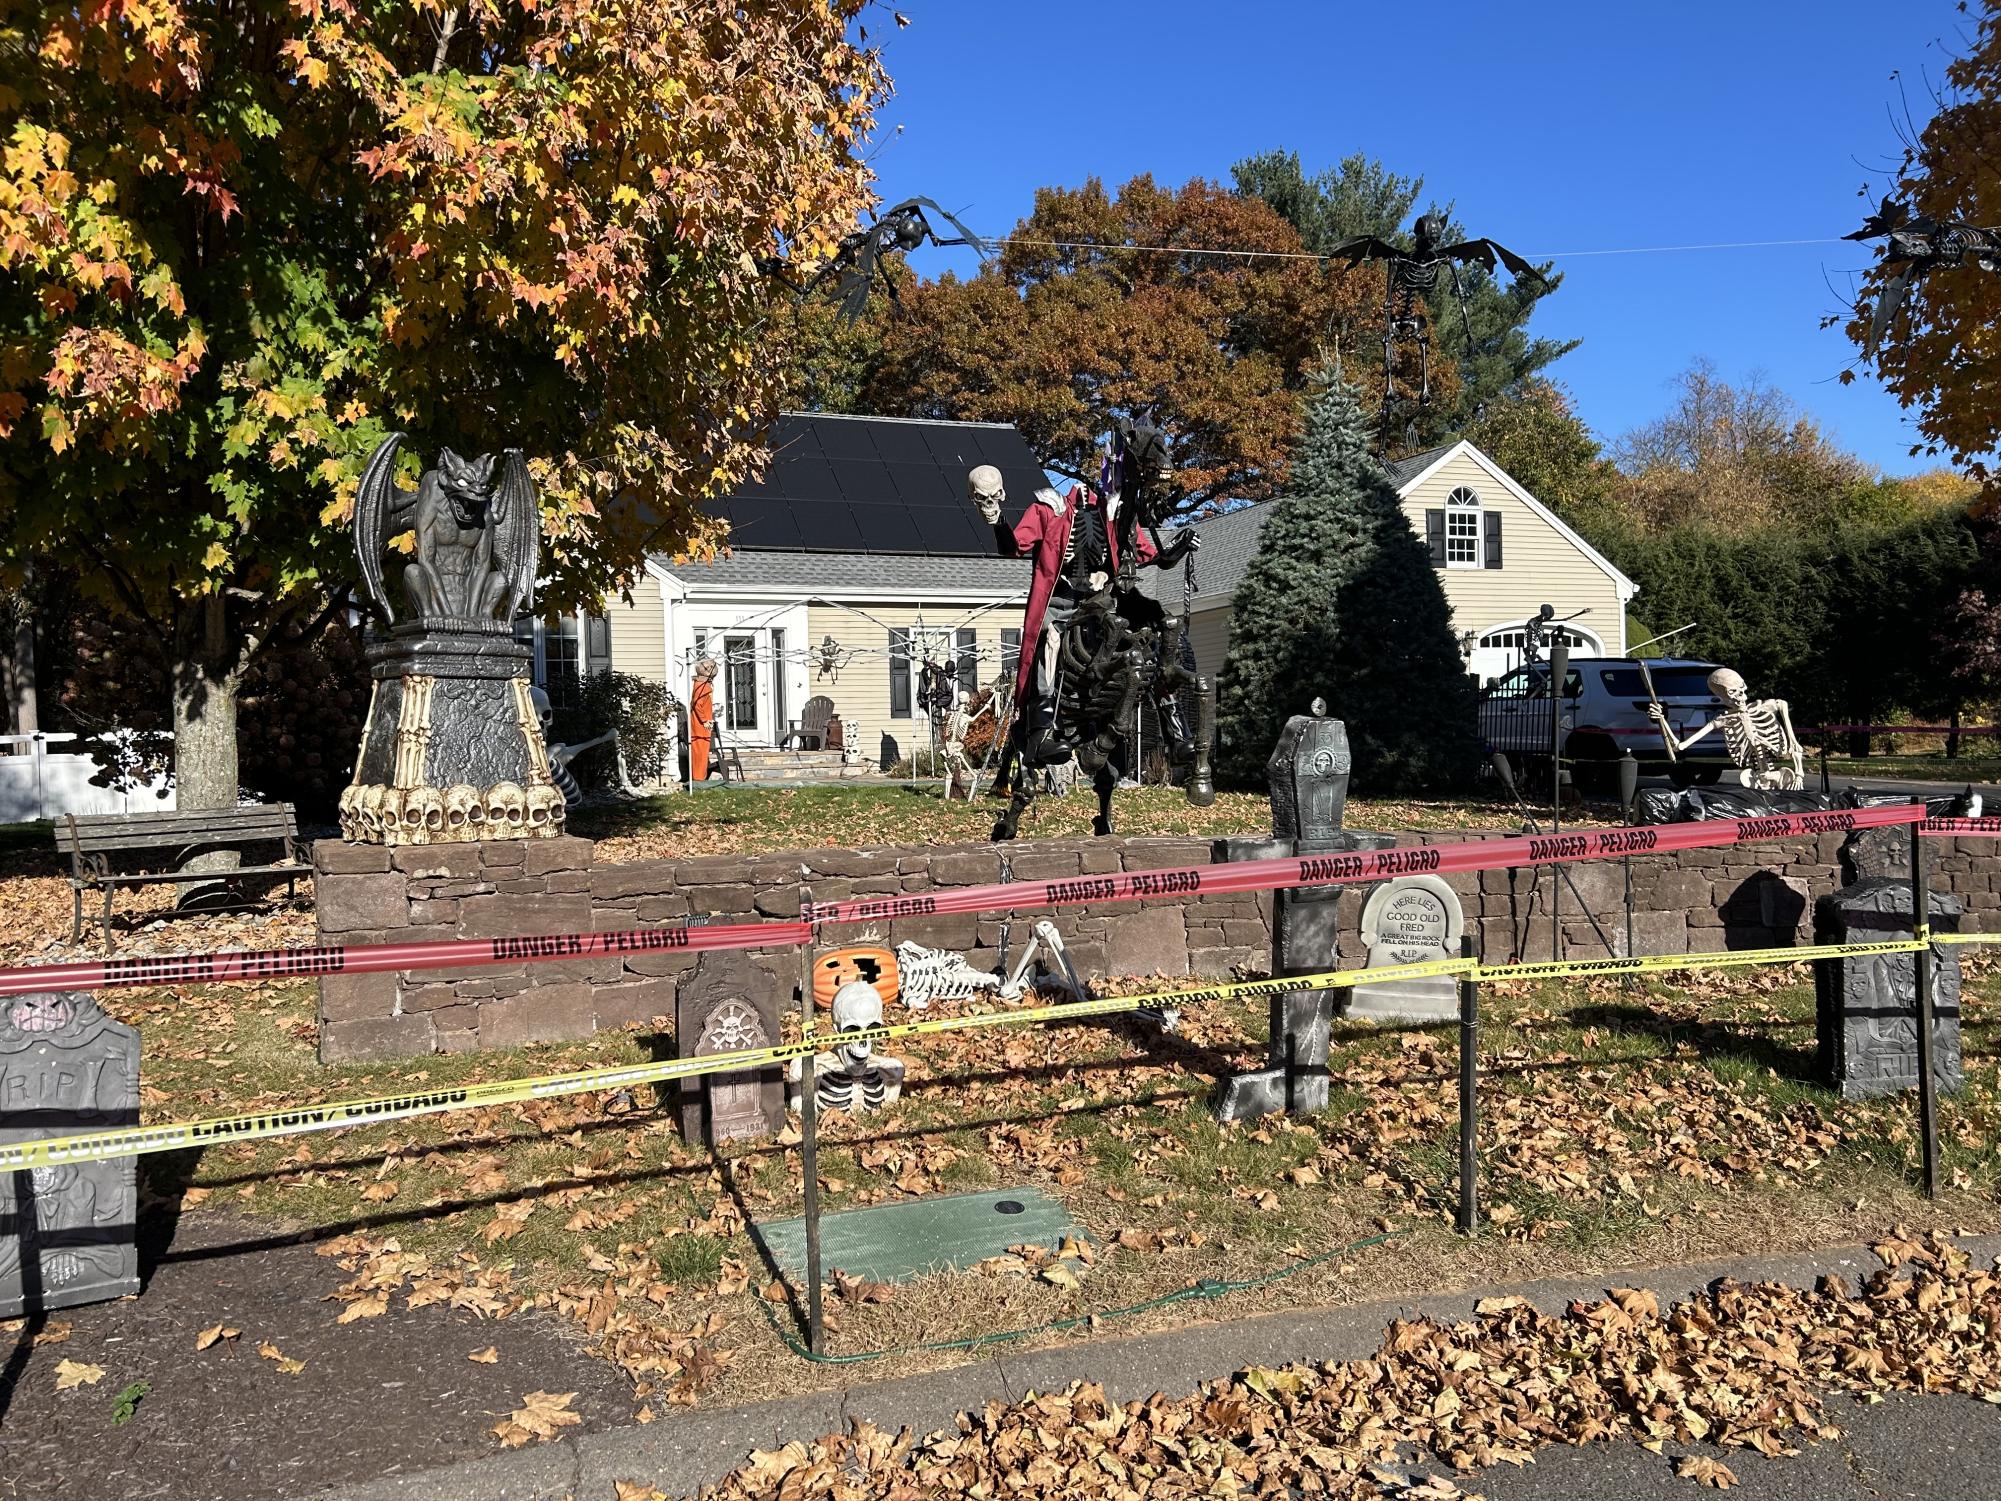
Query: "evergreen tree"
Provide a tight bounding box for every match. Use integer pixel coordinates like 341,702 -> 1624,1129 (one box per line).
1216,373 -> 1481,792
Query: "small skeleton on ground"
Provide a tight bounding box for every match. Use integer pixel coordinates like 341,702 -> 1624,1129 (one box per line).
529,685 -> 649,806
789,980 -> 905,1114
896,920 -> 1083,1010
1649,667 -> 1804,791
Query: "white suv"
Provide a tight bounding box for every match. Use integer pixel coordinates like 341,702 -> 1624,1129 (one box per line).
1478,657 -> 1732,789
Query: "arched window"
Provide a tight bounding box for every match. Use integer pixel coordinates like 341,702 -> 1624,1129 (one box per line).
1445,485 -> 1482,567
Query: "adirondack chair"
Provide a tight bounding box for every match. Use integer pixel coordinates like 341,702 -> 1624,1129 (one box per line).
782,695 -> 836,751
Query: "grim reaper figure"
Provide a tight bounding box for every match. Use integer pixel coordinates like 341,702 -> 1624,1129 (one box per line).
354,434 -> 538,627
972,421 -> 1216,841
1331,211 -> 1548,409
1845,199 -> 2001,357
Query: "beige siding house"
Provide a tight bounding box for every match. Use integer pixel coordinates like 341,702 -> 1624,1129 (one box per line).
1149,440 -> 1636,688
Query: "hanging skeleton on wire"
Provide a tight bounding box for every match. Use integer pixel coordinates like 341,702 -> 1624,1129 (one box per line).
1329,211 -> 1548,411
773,197 -> 988,321
1844,199 -> 2001,358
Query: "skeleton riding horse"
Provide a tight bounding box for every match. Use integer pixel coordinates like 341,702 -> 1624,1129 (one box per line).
971,422 -> 1216,841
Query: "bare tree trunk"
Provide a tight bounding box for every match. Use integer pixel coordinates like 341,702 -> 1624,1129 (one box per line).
9,615 -> 35,737
173,595 -> 244,900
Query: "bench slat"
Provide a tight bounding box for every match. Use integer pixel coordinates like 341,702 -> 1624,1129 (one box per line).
75,861 -> 307,888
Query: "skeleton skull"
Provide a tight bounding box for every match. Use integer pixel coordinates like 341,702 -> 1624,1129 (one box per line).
443,784 -> 478,837
529,683 -> 555,734
967,464 -> 1005,524
489,781 -> 527,834
526,783 -> 562,830
830,979 -> 883,1066
1707,667 -> 1748,710
406,786 -> 445,842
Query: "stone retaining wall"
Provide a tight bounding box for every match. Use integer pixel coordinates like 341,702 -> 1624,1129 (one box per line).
313,827 -> 2001,1061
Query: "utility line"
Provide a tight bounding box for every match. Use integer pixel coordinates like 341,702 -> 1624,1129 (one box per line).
986,235 -> 1847,264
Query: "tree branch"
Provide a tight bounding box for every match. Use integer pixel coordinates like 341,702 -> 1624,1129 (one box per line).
432,7 -> 461,72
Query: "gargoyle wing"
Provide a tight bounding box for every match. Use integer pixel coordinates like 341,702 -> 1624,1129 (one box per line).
1327,234 -> 1404,266
1846,199 -> 1913,241
895,197 -> 989,254
490,449 -> 540,622
1442,237 -> 1550,288
354,432 -> 407,627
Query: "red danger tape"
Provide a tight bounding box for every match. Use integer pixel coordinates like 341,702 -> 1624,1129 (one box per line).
0,918 -> 810,999
1923,816 -> 2001,837
803,804 -> 1925,926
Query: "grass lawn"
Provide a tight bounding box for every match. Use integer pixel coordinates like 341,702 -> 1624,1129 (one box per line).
1826,753 -> 2001,782
568,780 -> 1607,861
113,947 -> 2001,1411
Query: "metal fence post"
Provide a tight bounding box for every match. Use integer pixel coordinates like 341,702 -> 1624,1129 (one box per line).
795,875 -> 825,1354
1456,933 -> 1479,1235
1909,804 -> 1939,1199
1548,640 -> 1568,964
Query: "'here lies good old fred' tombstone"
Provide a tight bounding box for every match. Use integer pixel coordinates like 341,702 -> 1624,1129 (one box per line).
0,992 -> 140,1317
1214,701 -> 1391,1120
1349,875 -> 1463,1025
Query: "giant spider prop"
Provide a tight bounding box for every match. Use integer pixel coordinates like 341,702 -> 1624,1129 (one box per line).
779,197 -> 987,321
1331,211 -> 1547,410
980,421 -> 1216,841
1845,199 -> 2001,357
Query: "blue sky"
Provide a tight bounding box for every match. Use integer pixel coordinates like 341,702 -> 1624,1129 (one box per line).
863,1 -> 1972,476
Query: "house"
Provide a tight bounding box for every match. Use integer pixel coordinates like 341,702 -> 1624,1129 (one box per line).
1144,439 -> 1637,687
525,413 -> 1045,767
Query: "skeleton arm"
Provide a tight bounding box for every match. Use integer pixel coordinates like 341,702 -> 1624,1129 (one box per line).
1775,699 -> 1804,780
1646,703 -> 1721,755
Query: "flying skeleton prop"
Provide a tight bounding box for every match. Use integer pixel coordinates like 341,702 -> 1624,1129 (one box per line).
781,197 -> 988,321
976,423 -> 1218,841
1330,211 -> 1548,415
1845,199 -> 2001,358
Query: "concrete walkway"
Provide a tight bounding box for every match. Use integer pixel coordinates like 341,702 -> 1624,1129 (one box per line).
318,1233 -> 2001,1501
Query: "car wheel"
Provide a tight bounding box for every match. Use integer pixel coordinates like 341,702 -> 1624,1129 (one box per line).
1668,762 -> 1702,789
1693,766 -> 1723,786
1566,733 -> 1617,792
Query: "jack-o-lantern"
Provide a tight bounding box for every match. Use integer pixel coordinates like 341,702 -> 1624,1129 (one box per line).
812,944 -> 899,1008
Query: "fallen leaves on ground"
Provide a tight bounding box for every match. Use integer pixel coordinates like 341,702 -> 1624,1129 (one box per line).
53,1358 -> 105,1391
195,1323 -> 240,1350
491,1389 -> 582,1448
469,1346 -> 500,1364
704,1231 -> 2001,1499
257,1341 -> 306,1375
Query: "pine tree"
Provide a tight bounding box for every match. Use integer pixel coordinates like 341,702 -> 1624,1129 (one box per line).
1216,373 -> 1481,792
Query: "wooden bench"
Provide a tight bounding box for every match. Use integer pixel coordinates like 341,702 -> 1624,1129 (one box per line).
59,805 -> 310,949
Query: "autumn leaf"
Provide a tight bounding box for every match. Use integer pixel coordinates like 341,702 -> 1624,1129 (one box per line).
195,1324 -> 241,1351
468,1346 -> 500,1364
1676,1455 -> 1739,1489
54,1359 -> 105,1391
615,1484 -> 666,1501
337,1291 -> 389,1324
257,1341 -> 306,1375
492,1390 -> 583,1448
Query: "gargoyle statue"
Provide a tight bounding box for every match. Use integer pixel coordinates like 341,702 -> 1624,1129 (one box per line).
354,434 -> 539,627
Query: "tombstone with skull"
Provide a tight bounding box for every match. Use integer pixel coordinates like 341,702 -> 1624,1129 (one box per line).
789,979 -> 906,1114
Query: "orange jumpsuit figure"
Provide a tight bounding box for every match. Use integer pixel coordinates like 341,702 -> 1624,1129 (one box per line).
689,657 -> 718,782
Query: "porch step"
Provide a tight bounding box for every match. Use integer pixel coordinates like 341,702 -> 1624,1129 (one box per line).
720,748 -> 874,784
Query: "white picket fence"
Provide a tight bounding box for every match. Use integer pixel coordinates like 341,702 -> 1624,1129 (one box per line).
0,734 -> 176,823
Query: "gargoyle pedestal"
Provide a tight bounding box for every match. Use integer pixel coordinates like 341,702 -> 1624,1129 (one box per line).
338,435 -> 564,845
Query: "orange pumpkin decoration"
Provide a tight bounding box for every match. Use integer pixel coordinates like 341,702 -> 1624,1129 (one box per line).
812,945 -> 899,1008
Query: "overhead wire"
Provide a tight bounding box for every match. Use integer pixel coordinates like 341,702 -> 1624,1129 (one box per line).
981,235 -> 1849,265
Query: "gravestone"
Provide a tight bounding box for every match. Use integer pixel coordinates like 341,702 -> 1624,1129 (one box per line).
1214,701 -> 1391,1120
0,992 -> 140,1316
1813,879 -> 1962,1101
1349,875 -> 1463,1024
675,950 -> 785,1145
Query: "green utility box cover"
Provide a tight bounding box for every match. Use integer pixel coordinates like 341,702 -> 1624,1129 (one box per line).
753,1188 -> 1079,1285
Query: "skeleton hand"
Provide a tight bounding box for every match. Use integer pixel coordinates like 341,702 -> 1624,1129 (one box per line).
1646,703 -> 1668,725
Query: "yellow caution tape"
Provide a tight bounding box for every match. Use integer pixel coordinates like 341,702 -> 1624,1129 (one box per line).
0,937 -> 1948,1173
1479,938 -> 1926,985
0,957 -> 1475,1171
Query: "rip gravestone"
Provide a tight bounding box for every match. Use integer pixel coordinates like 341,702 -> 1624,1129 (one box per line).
675,949 -> 786,1145
1213,700 -> 1390,1120
0,992 -> 140,1316
1349,875 -> 1463,1024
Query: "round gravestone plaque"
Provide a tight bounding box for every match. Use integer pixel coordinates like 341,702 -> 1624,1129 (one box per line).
1351,875 -> 1464,1025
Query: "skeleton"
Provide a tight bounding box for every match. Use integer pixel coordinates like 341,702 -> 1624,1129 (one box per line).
527,685 -> 645,807
1649,667 -> 1804,791
775,197 -> 988,321
789,980 -> 905,1114
1330,211 -> 1548,412
814,635 -> 849,682
1845,199 -> 2001,357
975,422 -> 1216,841
895,920 -> 1083,1010
940,687 -> 977,798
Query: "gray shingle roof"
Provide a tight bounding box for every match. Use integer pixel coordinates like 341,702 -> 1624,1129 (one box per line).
1381,443 -> 1455,490
658,548 -> 1029,597
1137,504 -> 1275,609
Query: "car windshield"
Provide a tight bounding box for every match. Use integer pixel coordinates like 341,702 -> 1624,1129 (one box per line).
1599,666 -> 1716,698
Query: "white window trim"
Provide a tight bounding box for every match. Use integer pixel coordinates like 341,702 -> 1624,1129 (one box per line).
1445,486 -> 1483,570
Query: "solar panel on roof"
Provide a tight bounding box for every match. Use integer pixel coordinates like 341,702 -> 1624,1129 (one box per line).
768,451 -> 837,502
812,419 -> 882,462
847,499 -> 923,553
912,503 -> 986,555
721,497 -> 805,550
827,456 -> 893,504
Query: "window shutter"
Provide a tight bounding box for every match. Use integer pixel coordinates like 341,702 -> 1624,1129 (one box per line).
1425,509 -> 1446,567
1483,512 -> 1503,570
584,615 -> 612,676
